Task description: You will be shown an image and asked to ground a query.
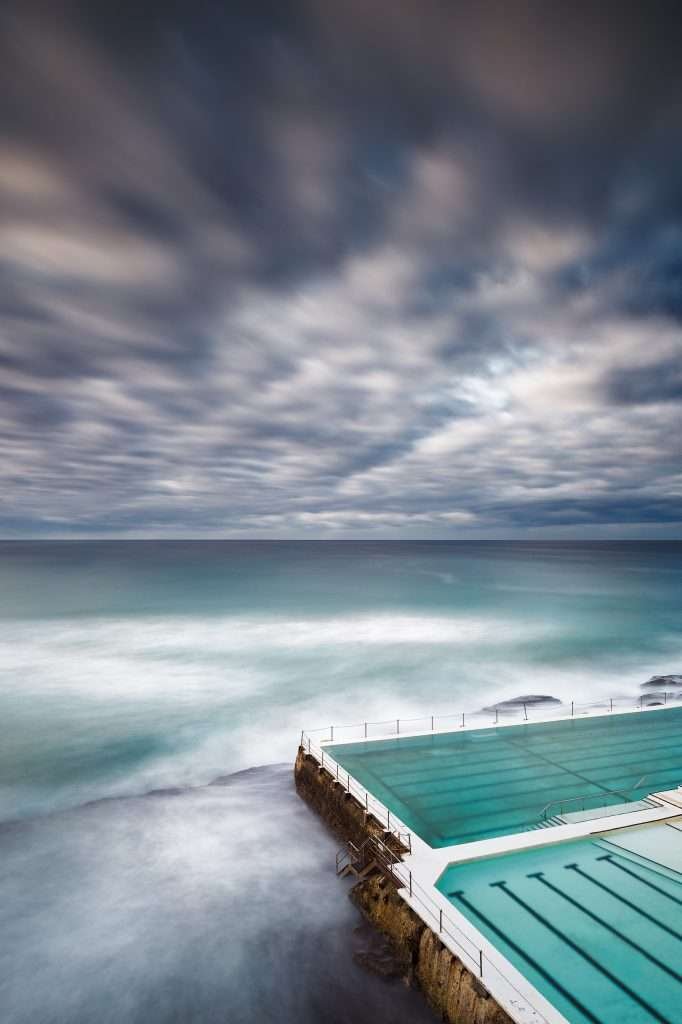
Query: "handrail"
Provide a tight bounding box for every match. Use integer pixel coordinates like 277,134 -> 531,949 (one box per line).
304,691 -> 682,748
539,773 -> 653,821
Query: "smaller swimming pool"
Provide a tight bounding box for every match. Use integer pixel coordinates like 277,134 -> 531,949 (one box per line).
437,820 -> 682,1024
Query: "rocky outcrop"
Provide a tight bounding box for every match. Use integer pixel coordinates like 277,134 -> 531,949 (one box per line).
294,747 -> 514,1024
641,674 -> 682,690
482,694 -> 561,714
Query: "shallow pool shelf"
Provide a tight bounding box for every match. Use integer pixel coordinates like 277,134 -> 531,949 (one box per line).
299,703 -> 682,1024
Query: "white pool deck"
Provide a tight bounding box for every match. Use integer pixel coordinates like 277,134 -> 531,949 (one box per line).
302,700 -> 682,1024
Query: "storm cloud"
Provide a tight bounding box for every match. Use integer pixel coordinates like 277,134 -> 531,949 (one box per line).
0,0 -> 681,536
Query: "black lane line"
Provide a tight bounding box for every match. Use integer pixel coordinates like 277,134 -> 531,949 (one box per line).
565,863 -> 682,942
499,733 -> 679,811
597,855 -> 682,906
516,737 -> 679,770
500,733 -> 617,798
490,881 -> 673,1024
512,726 -> 682,761
527,871 -> 682,982
449,889 -> 603,1024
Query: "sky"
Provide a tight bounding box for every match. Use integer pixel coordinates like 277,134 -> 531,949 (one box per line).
0,1 -> 681,538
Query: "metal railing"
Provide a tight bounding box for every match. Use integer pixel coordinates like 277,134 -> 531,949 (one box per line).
300,735 -> 552,1023
302,731 -> 412,847
304,691 -> 682,748
539,774 -> 659,821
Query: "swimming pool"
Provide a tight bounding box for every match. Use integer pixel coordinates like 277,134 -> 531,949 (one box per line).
437,821 -> 682,1024
330,707 -> 682,846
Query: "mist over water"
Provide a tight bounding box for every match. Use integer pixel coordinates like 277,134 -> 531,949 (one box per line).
0,765 -> 435,1024
1,541 -> 681,1022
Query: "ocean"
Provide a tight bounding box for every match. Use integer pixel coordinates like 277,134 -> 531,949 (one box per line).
1,540 -> 680,1022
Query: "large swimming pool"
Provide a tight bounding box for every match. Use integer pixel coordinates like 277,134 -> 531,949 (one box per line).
437,821 -> 682,1024
330,707 -> 682,846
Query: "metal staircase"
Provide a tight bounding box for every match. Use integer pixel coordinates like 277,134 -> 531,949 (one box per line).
336,833 -> 402,881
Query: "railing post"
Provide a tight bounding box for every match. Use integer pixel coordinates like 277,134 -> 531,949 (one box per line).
610,698 -> 613,712
409,870 -> 412,897
364,721 -> 367,738
495,708 -> 498,724
330,725 -> 334,741
439,908 -> 443,932
365,792 -> 368,811
336,762 -> 339,781
307,736 -> 311,754
387,809 -> 391,829
571,701 -> 574,717
396,718 -> 400,734
300,729 -> 304,747
479,949 -> 483,977
523,702 -> 528,721
461,712 -> 465,728
321,750 -> 324,768
431,714 -> 434,731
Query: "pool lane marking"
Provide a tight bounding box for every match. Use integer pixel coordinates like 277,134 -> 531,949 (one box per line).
500,730 -> 682,811
563,863 -> 682,942
363,717 -> 681,782
527,871 -> 682,982
371,725 -> 682,786
500,733 -> 618,799
597,855 -> 682,906
449,889 -> 603,1024
488,881 -> 674,1024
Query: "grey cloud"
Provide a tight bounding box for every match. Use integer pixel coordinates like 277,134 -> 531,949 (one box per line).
0,2 -> 681,537
606,359 -> 682,405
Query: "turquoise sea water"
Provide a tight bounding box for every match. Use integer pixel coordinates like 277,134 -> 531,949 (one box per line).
1,540 -> 681,821
1,540 -> 681,1023
438,822 -> 682,1023
331,706 -> 682,845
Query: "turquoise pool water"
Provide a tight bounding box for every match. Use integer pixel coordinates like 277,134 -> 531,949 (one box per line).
437,822 -> 682,1024
331,707 -> 682,846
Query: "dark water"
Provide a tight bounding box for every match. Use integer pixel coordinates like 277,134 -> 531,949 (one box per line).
1,541 -> 680,1022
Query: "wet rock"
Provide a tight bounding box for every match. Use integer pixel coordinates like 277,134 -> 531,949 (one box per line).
482,694 -> 561,714
641,674 -> 682,690
640,691 -> 672,706
353,945 -> 408,979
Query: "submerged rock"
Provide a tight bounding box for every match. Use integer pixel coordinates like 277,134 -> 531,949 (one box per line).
641,674 -> 682,690
482,694 -> 562,714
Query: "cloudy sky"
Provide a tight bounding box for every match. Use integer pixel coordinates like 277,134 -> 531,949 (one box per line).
1,1 -> 681,538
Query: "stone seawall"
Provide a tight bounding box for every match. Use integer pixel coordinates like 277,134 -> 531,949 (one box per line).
294,747 -> 514,1024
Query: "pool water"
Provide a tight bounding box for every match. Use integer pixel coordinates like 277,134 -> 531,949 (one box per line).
330,707 -> 682,846
437,822 -> 682,1024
